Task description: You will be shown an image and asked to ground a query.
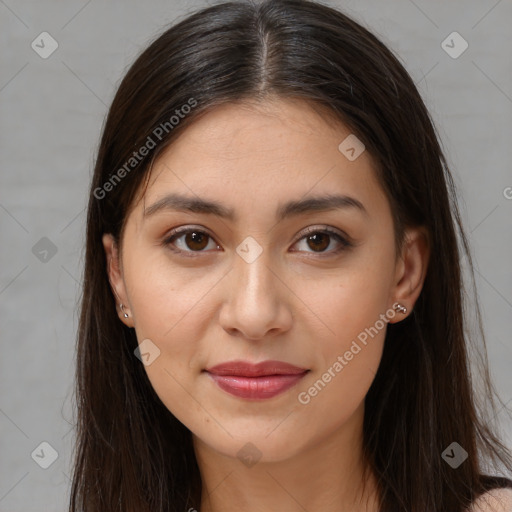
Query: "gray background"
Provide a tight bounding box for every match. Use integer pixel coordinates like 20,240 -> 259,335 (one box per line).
1,0 -> 511,509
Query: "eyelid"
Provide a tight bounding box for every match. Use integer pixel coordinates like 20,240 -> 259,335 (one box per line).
164,224 -> 216,240
298,224 -> 350,240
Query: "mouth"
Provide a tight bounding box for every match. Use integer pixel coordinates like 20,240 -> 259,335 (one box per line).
204,360 -> 310,400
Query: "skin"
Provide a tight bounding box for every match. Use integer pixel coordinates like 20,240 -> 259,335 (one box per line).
103,97 -> 430,512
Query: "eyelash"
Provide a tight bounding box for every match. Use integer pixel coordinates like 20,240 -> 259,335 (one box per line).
162,225 -> 353,258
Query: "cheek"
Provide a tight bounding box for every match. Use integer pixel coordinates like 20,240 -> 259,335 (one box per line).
307,304 -> 388,403
125,253 -> 217,341
299,242 -> 395,410
122,257 -> 209,395
309,255 -> 395,347
295,312 -> 387,445
126,265 -> 207,427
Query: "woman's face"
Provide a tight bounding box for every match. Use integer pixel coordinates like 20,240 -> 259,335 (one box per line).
104,98 -> 428,463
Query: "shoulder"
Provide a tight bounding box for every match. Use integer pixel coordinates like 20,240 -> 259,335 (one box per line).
468,487 -> 512,512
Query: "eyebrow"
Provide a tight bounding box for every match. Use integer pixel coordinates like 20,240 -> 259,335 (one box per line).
143,192 -> 368,222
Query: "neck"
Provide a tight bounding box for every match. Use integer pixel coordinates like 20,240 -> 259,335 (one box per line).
193,403 -> 380,512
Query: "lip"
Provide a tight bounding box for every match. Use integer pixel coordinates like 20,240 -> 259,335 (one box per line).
204,360 -> 309,400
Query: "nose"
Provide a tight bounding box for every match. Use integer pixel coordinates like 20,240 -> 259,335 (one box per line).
218,246 -> 293,341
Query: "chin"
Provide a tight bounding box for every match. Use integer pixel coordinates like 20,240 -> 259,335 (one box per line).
192,427 -> 306,465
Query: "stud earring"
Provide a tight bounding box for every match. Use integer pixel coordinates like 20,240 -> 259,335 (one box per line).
119,303 -> 129,318
393,303 -> 407,314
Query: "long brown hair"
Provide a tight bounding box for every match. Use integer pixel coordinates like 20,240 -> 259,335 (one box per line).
69,1 -> 512,510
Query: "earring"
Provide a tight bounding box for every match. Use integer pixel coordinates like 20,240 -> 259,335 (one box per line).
393,303 -> 407,314
119,303 -> 129,318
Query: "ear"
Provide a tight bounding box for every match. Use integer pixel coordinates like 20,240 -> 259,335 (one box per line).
102,233 -> 134,327
388,226 -> 430,323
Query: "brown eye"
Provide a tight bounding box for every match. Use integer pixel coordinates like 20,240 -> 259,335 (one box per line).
163,228 -> 219,256
306,232 -> 330,252
182,231 -> 209,251
293,227 -> 352,256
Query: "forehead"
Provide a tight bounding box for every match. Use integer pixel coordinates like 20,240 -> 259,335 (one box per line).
134,98 -> 388,223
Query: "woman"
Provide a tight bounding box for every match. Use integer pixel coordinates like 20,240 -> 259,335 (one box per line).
69,1 -> 512,510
